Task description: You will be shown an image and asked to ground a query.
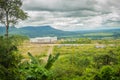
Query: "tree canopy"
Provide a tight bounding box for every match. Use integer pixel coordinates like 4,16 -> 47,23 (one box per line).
0,0 -> 28,37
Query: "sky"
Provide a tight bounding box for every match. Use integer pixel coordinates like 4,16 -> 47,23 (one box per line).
18,0 -> 120,31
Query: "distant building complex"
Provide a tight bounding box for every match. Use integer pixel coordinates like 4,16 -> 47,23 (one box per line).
30,37 -> 57,43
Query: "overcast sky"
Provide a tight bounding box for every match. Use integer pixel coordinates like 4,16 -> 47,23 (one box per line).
17,0 -> 120,31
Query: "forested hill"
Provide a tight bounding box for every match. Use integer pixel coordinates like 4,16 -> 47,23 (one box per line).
0,26 -> 120,39
0,26 -> 75,38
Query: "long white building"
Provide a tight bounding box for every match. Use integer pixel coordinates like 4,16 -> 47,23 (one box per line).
30,37 -> 57,43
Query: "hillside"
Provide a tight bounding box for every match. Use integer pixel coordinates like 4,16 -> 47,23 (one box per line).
0,26 -> 74,38
0,26 -> 120,39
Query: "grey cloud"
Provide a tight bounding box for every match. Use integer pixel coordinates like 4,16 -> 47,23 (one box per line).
22,0 -> 96,11
22,0 -> 120,17
18,0 -> 120,30
63,10 -> 101,17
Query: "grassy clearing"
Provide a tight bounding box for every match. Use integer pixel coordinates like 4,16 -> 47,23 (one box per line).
84,33 -> 113,36
18,42 -> 50,59
53,44 -> 117,55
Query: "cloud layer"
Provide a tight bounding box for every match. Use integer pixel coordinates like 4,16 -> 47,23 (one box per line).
18,0 -> 120,31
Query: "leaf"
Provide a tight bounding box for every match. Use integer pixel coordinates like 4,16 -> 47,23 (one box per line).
45,53 -> 60,70
27,52 -> 39,65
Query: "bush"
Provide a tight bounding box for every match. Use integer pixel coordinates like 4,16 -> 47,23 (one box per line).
0,36 -> 25,80
94,66 -> 115,80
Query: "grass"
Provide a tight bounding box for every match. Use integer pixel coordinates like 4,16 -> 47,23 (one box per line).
19,39 -> 120,59
18,42 -> 50,59
84,33 -> 113,36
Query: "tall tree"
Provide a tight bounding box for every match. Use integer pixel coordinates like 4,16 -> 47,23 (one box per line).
0,0 -> 28,37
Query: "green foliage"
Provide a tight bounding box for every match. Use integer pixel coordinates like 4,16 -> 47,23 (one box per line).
0,36 -> 25,80
45,53 -> 59,70
0,0 -> 28,24
51,54 -> 90,79
9,35 -> 29,45
0,0 -> 28,37
61,38 -> 92,44
94,66 -> 115,80
100,66 -> 114,80
1,35 -> 119,80
28,52 -> 40,64
52,44 -> 120,80
93,51 -> 118,69
20,52 -> 59,80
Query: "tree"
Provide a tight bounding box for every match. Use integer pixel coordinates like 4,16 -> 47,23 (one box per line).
0,0 -> 28,37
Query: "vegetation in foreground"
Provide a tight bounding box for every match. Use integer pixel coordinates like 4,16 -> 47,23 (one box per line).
0,0 -> 120,79
52,44 -> 120,80
0,35 -> 120,80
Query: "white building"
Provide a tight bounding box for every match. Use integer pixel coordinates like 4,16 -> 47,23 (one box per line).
30,37 -> 57,43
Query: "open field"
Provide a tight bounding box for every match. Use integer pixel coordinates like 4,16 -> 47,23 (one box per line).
19,40 -> 120,59
18,42 -> 51,59
18,39 -> 120,79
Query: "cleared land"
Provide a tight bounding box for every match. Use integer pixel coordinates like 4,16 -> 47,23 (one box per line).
18,41 -> 119,59
19,42 -> 51,59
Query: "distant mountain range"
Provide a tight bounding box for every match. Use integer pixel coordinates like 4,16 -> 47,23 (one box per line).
0,26 -> 120,39
0,26 -> 75,38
